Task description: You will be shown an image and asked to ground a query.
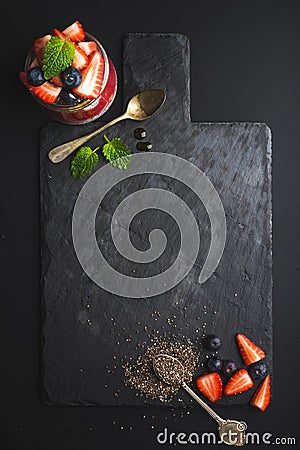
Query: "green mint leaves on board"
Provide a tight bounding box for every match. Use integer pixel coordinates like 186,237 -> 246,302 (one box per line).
71,146 -> 99,179
70,135 -> 132,179
42,36 -> 75,80
102,135 -> 132,170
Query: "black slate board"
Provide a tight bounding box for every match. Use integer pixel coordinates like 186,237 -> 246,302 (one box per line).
40,33 -> 272,407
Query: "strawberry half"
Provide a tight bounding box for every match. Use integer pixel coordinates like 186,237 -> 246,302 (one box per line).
20,72 -> 61,104
250,374 -> 270,412
224,369 -> 254,396
78,41 -> 97,56
72,44 -> 89,70
63,20 -> 85,42
52,29 -> 88,70
34,34 -> 51,65
51,75 -> 64,87
236,333 -> 266,366
53,28 -> 68,40
195,372 -> 222,402
73,50 -> 105,99
28,57 -> 39,70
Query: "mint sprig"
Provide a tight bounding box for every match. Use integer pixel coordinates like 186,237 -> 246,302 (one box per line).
71,146 -> 99,179
102,135 -> 132,170
70,135 -> 132,179
42,36 -> 75,80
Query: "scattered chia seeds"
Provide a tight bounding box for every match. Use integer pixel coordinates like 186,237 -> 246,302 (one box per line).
123,334 -> 199,402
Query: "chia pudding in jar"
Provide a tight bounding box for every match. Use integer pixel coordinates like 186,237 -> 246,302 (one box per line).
20,20 -> 117,125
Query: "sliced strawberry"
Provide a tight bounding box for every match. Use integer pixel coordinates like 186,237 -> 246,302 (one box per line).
195,372 -> 222,402
236,333 -> 266,366
53,28 -> 68,40
20,72 -> 61,104
51,75 -> 64,87
250,375 -> 271,412
73,50 -> 104,99
72,44 -> 89,70
78,40 -> 97,56
30,82 -> 61,104
34,34 -> 51,65
51,30 -> 86,70
29,57 -> 39,70
224,369 -> 254,396
20,71 -> 28,86
62,20 -> 85,42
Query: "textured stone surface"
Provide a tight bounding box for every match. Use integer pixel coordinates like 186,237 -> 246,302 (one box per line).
40,33 -> 272,407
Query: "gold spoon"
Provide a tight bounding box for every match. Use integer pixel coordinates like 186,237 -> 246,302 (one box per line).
153,354 -> 247,447
48,89 -> 166,164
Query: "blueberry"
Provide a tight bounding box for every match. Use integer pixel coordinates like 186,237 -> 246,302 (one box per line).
207,357 -> 222,372
60,88 -> 80,105
61,67 -> 82,88
27,67 -> 45,86
221,360 -> 238,376
203,334 -> 222,351
248,360 -> 267,379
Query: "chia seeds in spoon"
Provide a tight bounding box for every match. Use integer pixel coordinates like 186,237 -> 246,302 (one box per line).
153,354 -> 185,386
123,335 -> 199,402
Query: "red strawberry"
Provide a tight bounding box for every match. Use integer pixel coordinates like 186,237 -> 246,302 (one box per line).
20,72 -> 61,104
250,374 -> 270,411
53,28 -> 68,40
224,369 -> 254,396
62,20 -> 85,42
73,50 -> 105,99
51,75 -> 64,87
34,34 -> 51,65
236,333 -> 266,366
78,41 -> 97,56
52,29 -> 88,70
195,372 -> 222,402
72,44 -> 89,70
29,57 -> 39,70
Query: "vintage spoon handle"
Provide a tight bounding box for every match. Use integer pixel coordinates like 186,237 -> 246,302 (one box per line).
182,382 -> 225,426
48,113 -> 128,163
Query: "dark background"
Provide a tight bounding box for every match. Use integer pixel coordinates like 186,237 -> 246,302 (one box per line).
1,1 -> 299,448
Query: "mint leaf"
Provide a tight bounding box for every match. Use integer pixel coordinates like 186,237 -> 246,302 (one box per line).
42,36 -> 75,80
71,146 -> 99,179
102,135 -> 132,170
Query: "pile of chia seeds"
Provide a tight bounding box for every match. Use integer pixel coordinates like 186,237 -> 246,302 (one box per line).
123,334 -> 199,402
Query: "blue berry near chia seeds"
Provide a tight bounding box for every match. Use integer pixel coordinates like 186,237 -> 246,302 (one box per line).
203,334 -> 222,351
207,356 -> 222,372
248,360 -> 267,379
221,360 -> 238,376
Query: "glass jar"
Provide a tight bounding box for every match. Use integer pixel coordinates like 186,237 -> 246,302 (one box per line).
24,33 -> 117,125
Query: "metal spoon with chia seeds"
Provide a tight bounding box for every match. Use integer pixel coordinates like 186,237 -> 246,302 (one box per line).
153,354 -> 247,447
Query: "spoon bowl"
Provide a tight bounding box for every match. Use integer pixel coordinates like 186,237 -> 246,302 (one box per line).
48,89 -> 166,163
127,89 -> 166,120
153,353 -> 185,386
153,353 -> 246,447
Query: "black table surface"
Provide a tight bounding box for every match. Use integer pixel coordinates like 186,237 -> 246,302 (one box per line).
1,1 -> 299,449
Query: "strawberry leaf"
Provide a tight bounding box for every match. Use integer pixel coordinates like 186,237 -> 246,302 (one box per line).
71,146 -> 99,179
102,135 -> 132,170
42,36 -> 75,80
